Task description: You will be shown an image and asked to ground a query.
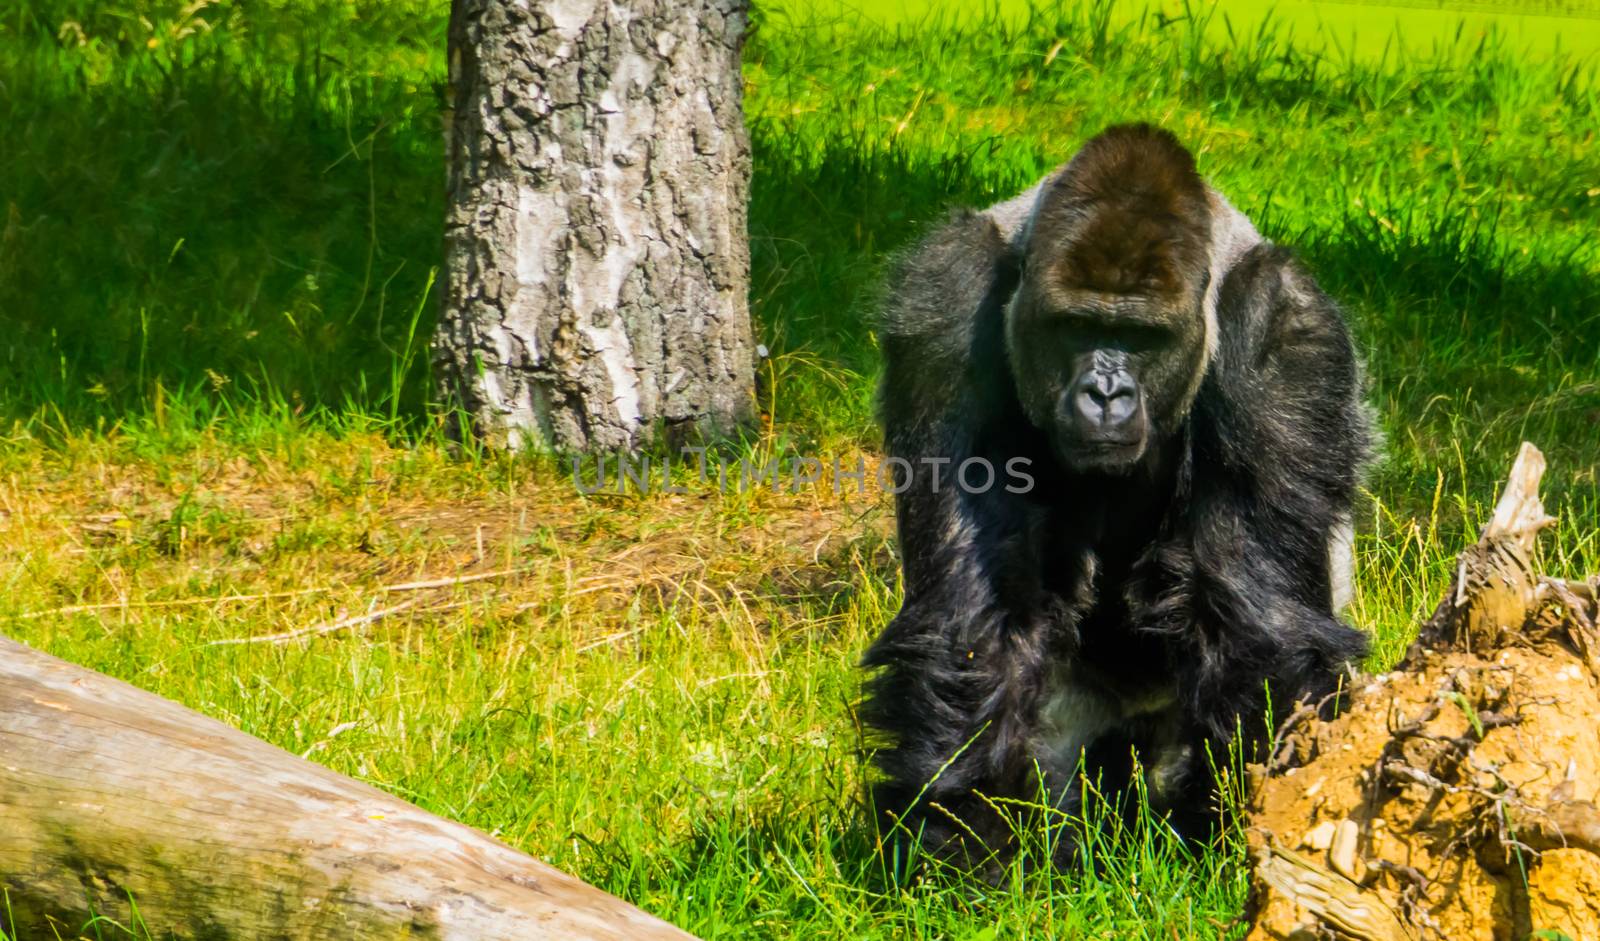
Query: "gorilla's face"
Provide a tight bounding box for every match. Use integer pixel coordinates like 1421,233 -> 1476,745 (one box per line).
1001,148 -> 1216,476
1008,286 -> 1207,475
1005,235 -> 1211,476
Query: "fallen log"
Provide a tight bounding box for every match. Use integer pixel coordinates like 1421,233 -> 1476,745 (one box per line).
1244,442 -> 1600,941
0,635 -> 697,940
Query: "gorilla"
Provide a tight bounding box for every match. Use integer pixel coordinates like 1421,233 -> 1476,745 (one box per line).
863,124 -> 1372,874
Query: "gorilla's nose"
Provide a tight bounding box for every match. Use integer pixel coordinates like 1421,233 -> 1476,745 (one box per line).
1072,369 -> 1140,433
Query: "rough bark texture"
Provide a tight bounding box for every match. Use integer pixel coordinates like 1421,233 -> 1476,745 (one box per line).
436,0 -> 756,452
0,634 -> 699,941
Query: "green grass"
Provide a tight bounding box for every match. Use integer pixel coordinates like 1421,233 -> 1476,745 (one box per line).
1,0 -> 1598,937
769,0 -> 1600,61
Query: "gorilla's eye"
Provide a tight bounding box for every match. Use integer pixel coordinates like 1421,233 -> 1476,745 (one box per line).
1053,314 -> 1171,353
1115,321 -> 1173,352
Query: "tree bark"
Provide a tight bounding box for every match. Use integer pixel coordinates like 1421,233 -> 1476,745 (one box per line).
0,634 -> 698,941
435,0 -> 756,452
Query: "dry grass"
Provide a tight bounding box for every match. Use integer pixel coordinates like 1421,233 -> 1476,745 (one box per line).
1,435 -> 896,649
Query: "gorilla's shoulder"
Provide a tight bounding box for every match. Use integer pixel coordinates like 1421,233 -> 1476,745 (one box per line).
1199,241 -> 1370,490
875,172 -> 1048,350
1209,242 -> 1355,377
878,208 -> 1015,344
876,208 -> 1022,421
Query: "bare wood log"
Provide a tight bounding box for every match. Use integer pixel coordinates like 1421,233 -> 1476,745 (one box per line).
0,634 -> 698,940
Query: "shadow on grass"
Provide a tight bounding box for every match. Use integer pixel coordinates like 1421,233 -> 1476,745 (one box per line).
0,37 -> 981,440
1,15 -> 1595,490
0,37 -> 447,427
1297,205 -> 1600,512
595,770 -> 1248,938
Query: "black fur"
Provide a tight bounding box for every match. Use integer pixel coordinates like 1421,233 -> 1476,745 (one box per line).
863,126 -> 1371,875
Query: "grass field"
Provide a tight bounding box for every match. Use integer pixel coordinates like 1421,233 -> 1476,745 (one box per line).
774,0 -> 1600,61
1,0 -> 1598,937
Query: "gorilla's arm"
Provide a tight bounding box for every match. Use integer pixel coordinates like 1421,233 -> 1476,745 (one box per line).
862,209 -> 1055,861
1139,244 -> 1371,750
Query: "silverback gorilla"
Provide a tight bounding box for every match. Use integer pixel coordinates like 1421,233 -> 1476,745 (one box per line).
863,124 -> 1372,874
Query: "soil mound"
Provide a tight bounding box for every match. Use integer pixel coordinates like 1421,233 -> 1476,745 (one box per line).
1245,444 -> 1600,941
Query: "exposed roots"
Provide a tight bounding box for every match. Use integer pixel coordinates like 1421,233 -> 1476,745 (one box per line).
1245,443 -> 1600,941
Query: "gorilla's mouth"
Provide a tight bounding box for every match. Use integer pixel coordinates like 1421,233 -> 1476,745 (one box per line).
1059,437 -> 1147,475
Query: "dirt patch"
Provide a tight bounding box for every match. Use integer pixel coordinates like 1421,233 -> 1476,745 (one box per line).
1244,444 -> 1600,941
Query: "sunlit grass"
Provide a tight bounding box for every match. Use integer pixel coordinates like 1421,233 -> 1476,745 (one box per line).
766,0 -> 1600,61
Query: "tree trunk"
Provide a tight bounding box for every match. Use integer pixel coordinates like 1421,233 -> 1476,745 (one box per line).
435,0 -> 756,452
0,634 -> 698,941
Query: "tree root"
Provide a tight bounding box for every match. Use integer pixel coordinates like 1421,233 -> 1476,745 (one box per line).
1243,443 -> 1600,941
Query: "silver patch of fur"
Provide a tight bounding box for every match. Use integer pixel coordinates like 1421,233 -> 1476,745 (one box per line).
1038,666 -> 1178,766
1333,360 -> 1381,617
1037,673 -> 1124,770
1201,188 -> 1262,362
1329,514 -> 1355,615
986,178 -> 1048,248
